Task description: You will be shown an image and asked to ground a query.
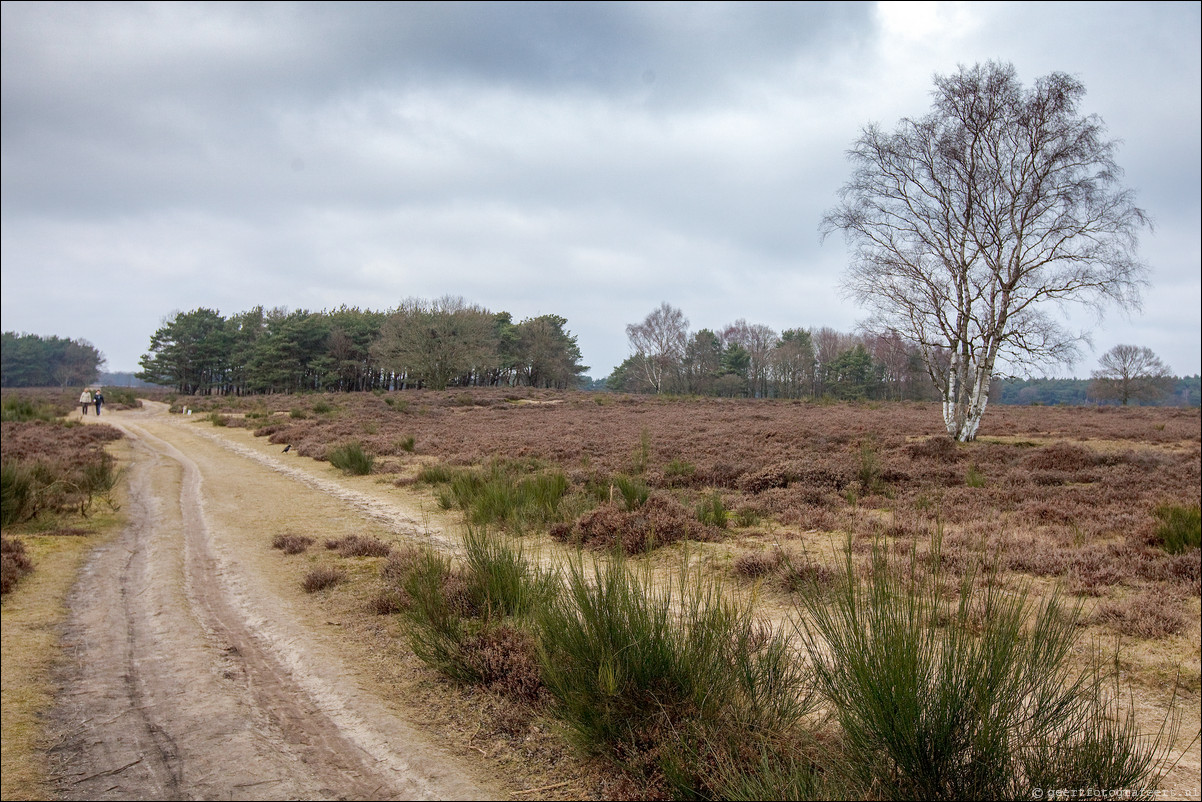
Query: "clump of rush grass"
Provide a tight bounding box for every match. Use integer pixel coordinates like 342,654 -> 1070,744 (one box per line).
1151,503 -> 1201,554
396,528 -> 552,698
733,506 -> 762,528
583,472 -> 648,511
419,460 -> 572,533
461,526 -> 555,618
696,491 -> 729,528
857,438 -> 885,495
327,441 -> 375,475
794,534 -> 1179,801
0,396 -> 58,422
301,565 -> 346,593
417,463 -> 456,484
396,549 -> 472,679
383,395 -> 409,411
966,463 -> 987,488
630,428 -> 652,475
1,461 -> 39,527
663,458 -> 697,486
79,454 -> 121,508
536,554 -> 814,798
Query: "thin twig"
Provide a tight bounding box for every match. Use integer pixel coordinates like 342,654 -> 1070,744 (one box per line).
512,780 -> 571,795
72,757 -> 143,784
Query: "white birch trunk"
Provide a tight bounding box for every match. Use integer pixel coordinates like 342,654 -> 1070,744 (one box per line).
941,349 -> 993,441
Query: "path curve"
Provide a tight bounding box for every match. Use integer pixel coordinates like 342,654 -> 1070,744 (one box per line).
48,401 -> 495,800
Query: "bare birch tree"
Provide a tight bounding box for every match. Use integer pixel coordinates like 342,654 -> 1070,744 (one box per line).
625,302 -> 688,394
823,62 -> 1149,440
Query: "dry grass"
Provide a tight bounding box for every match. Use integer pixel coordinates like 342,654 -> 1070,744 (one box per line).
0,445 -> 126,801
1093,592 -> 1189,639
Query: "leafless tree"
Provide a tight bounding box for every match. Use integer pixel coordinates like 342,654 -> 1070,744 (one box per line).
625,302 -> 688,393
372,296 -> 497,390
1088,344 -> 1174,405
722,319 -> 778,398
866,331 -> 917,401
51,339 -> 105,389
824,62 -> 1149,440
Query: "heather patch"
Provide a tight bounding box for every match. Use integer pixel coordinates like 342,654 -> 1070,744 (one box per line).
560,494 -> 704,555
1,421 -> 123,524
1,536 -> 34,595
301,565 -> 346,593
326,534 -> 392,558
194,390 -> 1199,628
271,533 -> 315,554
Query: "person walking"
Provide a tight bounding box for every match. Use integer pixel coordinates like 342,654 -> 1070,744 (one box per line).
94,390 -> 104,416
79,389 -> 93,416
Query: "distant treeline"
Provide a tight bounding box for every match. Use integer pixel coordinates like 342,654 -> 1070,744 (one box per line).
1,332 -> 104,388
9,314 -> 1198,407
137,299 -> 588,395
607,324 -> 943,401
991,376 -> 1201,407
99,371 -> 165,389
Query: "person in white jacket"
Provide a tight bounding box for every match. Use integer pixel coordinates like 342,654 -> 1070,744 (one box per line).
79,389 -> 93,416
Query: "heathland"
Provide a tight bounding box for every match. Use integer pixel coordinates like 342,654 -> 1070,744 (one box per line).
2,388 -> 1199,799
180,388 -> 1201,798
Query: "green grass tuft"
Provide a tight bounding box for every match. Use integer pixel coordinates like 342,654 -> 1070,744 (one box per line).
421,460 -> 571,533
966,463 -> 987,487
327,441 -> 375,475
1152,504 -> 1201,554
1,396 -> 58,422
696,491 -> 729,528
795,535 -> 1177,800
609,474 -> 650,511
537,555 -> 813,796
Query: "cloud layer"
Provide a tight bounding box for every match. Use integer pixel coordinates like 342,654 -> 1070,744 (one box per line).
3,2 -> 1198,378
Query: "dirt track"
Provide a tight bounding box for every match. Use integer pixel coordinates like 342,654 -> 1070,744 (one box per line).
48,401 -> 497,800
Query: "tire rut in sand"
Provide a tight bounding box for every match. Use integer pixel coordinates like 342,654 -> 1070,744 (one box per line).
48,405 -> 491,800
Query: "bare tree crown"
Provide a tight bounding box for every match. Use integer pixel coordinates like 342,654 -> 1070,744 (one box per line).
823,61 -> 1149,439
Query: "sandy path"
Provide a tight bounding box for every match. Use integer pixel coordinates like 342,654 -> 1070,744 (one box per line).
47,402 -> 497,800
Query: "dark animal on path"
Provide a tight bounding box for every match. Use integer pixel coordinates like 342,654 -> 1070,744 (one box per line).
283,445 -> 291,453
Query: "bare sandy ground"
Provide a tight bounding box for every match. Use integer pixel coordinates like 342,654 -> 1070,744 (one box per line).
47,401 -> 499,800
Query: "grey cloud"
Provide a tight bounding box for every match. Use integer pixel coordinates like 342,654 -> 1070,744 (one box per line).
1,2 -> 1197,378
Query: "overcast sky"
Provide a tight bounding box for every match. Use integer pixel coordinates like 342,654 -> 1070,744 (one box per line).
2,1 -> 1199,379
